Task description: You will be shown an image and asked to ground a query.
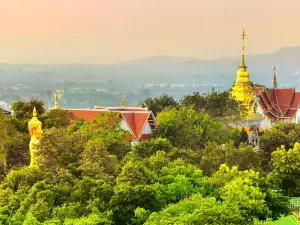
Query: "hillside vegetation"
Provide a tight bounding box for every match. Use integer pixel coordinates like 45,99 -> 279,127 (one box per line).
0,92 -> 299,224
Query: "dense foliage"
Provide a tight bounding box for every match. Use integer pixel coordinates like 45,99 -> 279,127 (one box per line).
141,91 -> 242,122
0,95 -> 298,224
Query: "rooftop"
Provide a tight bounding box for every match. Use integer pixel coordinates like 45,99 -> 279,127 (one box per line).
257,88 -> 300,120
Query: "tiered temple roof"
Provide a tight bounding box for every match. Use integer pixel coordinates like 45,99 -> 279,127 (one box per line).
256,88 -> 300,120
67,106 -> 158,142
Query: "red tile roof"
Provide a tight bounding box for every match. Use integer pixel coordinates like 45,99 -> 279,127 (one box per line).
257,88 -> 300,120
255,87 -> 265,95
68,108 -> 157,141
67,109 -> 103,122
121,112 -> 151,140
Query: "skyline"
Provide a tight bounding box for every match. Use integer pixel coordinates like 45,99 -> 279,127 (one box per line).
0,0 -> 300,64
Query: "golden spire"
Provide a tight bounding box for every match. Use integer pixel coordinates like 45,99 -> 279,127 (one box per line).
121,97 -> 125,108
239,28 -> 247,69
272,66 -> 277,89
33,106 -> 37,117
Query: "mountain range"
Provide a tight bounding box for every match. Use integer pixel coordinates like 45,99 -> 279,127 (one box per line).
1,46 -> 300,90
115,46 -> 300,88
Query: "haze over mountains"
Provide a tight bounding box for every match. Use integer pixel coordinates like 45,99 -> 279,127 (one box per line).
116,45 -> 300,88
1,45 -> 300,109
1,46 -> 300,89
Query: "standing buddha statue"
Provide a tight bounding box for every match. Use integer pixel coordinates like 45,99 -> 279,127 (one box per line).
28,106 -> 42,167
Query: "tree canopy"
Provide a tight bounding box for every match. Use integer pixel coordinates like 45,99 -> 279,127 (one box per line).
0,97 -> 294,225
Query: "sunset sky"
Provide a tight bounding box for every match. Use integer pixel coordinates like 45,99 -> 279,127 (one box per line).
0,0 -> 299,64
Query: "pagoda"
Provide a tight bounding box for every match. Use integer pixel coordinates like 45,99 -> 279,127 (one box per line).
231,29 -> 254,116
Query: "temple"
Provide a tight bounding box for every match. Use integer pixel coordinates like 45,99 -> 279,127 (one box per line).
52,96 -> 158,144
255,68 -> 300,129
69,106 -> 158,144
231,29 -> 254,116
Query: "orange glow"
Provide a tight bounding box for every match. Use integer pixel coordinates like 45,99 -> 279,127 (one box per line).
0,0 -> 299,64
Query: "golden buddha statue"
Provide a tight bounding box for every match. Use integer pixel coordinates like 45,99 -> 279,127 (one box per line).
28,106 -> 42,167
231,29 -> 254,116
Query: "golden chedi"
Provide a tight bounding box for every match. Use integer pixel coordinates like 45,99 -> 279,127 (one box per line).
28,106 -> 42,167
231,29 -> 254,116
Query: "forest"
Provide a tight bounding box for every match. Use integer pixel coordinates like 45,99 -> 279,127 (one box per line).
0,91 -> 299,225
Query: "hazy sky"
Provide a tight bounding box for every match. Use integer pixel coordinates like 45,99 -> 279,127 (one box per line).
0,0 -> 299,64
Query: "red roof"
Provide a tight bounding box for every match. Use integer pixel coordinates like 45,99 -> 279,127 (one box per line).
121,112 -> 150,140
255,87 -> 265,95
68,109 -> 157,141
257,88 -> 300,120
67,109 -> 103,122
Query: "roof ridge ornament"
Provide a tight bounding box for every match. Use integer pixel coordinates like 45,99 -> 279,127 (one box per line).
272,66 -> 277,89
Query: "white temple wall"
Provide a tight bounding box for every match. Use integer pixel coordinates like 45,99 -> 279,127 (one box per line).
120,119 -> 131,132
294,109 -> 300,124
141,121 -> 152,134
260,118 -> 272,130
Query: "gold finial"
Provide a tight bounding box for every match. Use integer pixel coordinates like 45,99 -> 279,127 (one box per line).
121,97 -> 125,108
272,66 -> 277,89
33,106 -> 37,117
242,28 -> 245,38
239,28 -> 247,69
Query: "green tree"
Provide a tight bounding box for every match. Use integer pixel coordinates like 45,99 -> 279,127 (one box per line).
200,142 -> 260,176
227,144 -> 260,171
240,127 -> 249,143
260,121 -> 300,171
181,91 -> 242,123
0,112 -> 9,176
80,139 -> 117,180
134,138 -> 174,158
200,142 -> 229,176
44,108 -> 74,129
6,132 -> 30,169
11,99 -> 45,120
181,91 -> 207,112
221,172 -> 269,222
205,91 -> 241,119
145,194 -> 244,225
268,142 -> 300,196
140,95 -> 178,116
209,165 -> 290,221
10,99 -> 46,132
154,107 -> 228,150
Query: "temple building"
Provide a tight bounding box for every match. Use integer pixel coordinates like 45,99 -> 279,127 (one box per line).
68,106 -> 158,144
231,29 -> 254,116
255,68 -> 300,129
51,96 -> 158,144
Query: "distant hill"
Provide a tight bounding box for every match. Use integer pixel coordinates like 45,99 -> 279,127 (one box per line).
112,46 -> 300,88
117,55 -> 198,67
1,46 -> 300,89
